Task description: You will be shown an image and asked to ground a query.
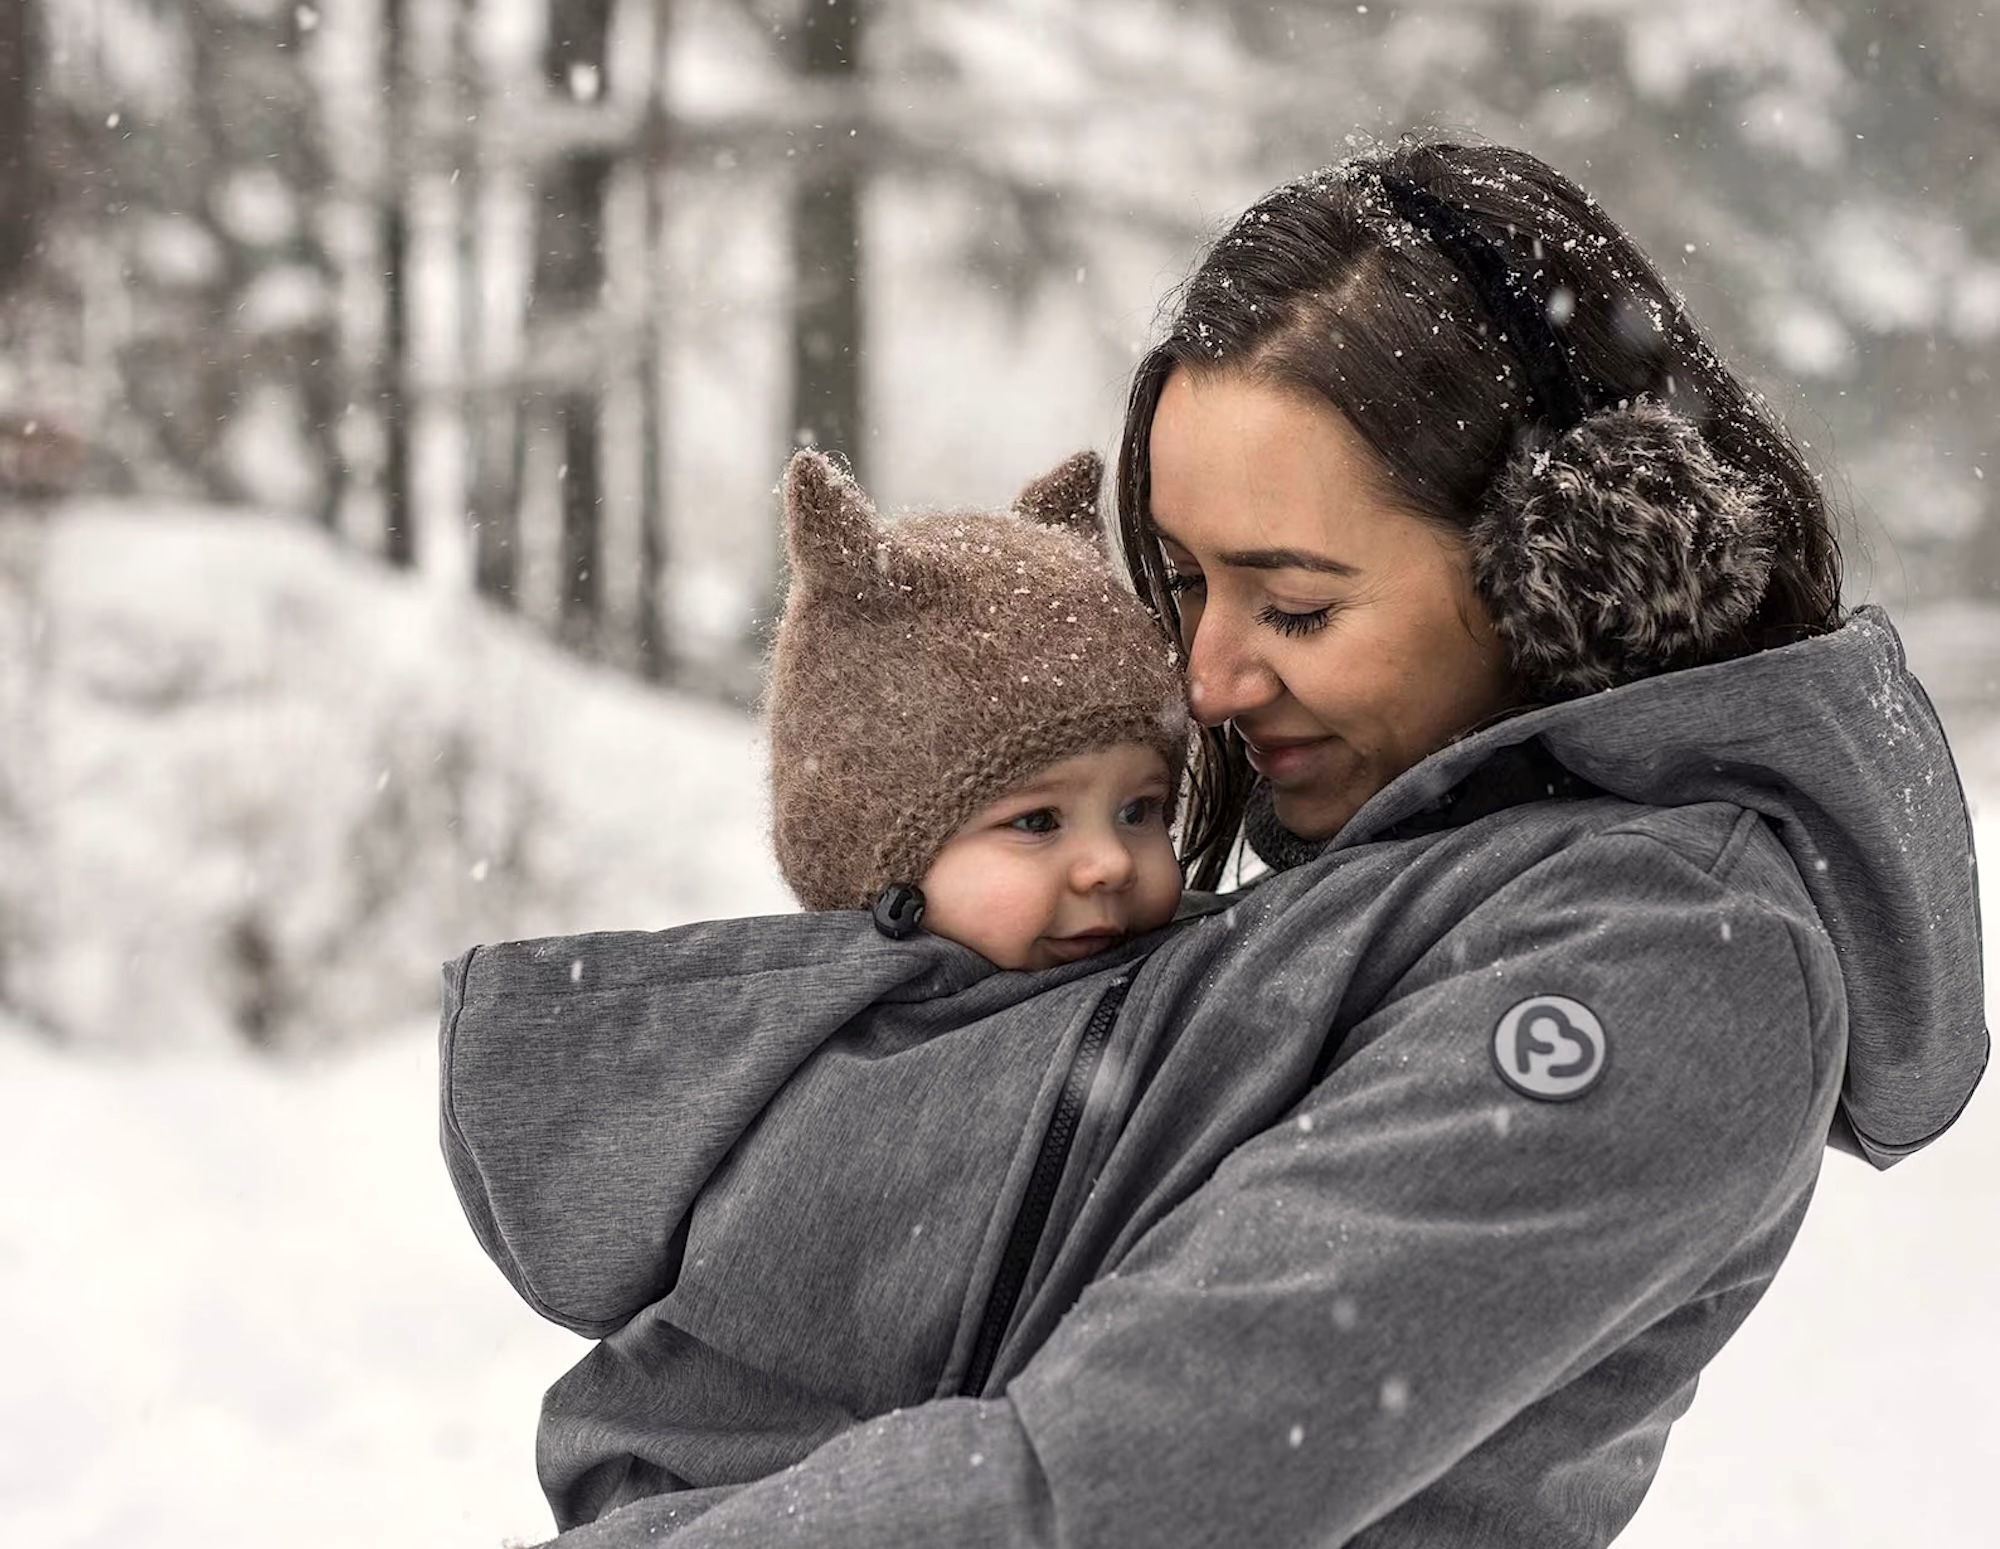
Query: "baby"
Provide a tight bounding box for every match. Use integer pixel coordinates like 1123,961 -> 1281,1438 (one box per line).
765,445 -> 1187,967
442,447 -> 1194,1529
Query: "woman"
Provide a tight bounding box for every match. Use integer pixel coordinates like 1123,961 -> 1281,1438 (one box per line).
533,138 -> 1986,1547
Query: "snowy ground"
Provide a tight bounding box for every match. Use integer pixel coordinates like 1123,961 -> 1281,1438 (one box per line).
2,511 -> 1997,1547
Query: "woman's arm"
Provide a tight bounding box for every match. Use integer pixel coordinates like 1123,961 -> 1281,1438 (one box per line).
542,822 -> 1837,1548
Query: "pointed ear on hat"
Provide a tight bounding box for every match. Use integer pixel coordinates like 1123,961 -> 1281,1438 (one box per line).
783,448 -> 880,585
1012,450 -> 1105,547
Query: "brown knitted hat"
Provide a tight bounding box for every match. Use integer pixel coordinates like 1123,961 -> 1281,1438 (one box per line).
767,448 -> 1190,912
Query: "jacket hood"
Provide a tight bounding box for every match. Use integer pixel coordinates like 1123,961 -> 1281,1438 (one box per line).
439,917 -> 1131,1341
439,918 -> 1000,1336
1333,605 -> 1987,1168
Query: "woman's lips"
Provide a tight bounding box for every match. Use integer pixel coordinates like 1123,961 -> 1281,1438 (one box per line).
1242,735 -> 1330,786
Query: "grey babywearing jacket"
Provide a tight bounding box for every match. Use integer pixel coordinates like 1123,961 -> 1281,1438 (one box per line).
441,607 -> 1985,1549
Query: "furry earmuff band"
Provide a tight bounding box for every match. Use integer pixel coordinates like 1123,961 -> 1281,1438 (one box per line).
1378,173 -> 1776,702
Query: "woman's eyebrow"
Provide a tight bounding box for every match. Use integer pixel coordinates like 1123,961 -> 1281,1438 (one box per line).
1146,523 -> 1358,578
1216,546 -> 1360,577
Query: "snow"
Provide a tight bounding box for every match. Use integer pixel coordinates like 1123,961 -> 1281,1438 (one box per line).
0,1016 -> 587,1548
1,509 -> 1997,1547
1,503 -> 791,1053
1759,298 -> 1852,380
1619,1061 -> 2000,1548
1623,602 -> 2000,1547
0,502 -> 797,1545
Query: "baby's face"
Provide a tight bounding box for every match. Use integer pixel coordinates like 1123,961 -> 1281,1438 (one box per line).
918,743 -> 1183,971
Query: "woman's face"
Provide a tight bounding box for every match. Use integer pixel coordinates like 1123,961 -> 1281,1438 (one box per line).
1147,367 -> 1515,841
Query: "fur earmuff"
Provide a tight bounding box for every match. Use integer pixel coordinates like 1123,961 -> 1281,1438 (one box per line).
1472,399 -> 1776,701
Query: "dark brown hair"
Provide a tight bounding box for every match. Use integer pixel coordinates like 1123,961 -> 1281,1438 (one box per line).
1116,137 -> 1843,888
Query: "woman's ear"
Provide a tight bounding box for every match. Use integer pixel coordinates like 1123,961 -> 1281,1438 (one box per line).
783,448 -> 880,586
1012,450 -> 1105,548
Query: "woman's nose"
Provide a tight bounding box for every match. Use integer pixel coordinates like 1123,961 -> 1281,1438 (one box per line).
1185,611 -> 1278,727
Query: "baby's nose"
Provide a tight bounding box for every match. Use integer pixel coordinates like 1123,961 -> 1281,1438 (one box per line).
1072,831 -> 1138,891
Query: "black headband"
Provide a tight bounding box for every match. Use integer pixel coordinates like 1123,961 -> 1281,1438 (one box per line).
1376,173 -> 1598,433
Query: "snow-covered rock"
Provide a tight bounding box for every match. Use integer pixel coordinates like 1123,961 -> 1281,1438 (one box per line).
0,502 -> 792,1052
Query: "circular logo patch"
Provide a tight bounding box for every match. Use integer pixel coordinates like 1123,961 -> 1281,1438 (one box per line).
1491,995 -> 1608,1102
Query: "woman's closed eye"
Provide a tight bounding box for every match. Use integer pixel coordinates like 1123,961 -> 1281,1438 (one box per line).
1166,563 -> 1334,636
1256,601 -> 1338,638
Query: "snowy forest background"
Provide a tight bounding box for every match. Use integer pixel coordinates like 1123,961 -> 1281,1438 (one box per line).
1,1 -> 1997,1546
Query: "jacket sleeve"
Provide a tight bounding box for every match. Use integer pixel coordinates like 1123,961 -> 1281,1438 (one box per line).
537,827 -> 1837,1548
440,917 -> 980,1336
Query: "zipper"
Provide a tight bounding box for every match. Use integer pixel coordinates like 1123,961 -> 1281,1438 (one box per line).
959,971 -> 1134,1397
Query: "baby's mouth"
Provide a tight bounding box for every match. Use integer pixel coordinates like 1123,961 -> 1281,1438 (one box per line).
1042,928 -> 1126,962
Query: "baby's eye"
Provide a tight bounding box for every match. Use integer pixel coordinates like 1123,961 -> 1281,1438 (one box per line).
1009,808 -> 1060,835
1117,796 -> 1163,828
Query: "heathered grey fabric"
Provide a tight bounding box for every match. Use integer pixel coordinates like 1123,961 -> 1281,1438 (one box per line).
440,605 -> 1985,1549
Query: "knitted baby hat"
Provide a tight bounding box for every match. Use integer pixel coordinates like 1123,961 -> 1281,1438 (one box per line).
767,448 -> 1189,912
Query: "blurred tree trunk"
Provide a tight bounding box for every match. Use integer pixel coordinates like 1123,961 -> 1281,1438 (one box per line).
757,0 -> 867,648
0,512 -> 49,1027
284,2 -> 347,532
788,0 -> 867,479
176,2 -> 243,502
381,0 -> 415,567
0,0 -> 48,1018
0,0 -> 44,297
459,0 -> 521,605
535,0 -> 614,654
635,0 -> 674,682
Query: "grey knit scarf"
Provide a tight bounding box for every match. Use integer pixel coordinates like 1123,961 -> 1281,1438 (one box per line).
1241,781 -> 1329,873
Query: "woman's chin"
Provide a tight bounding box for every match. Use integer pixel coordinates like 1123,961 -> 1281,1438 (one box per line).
1269,786 -> 1357,843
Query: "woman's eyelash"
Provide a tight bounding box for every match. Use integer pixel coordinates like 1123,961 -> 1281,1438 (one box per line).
1256,603 -> 1335,638
1165,562 -> 1332,635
